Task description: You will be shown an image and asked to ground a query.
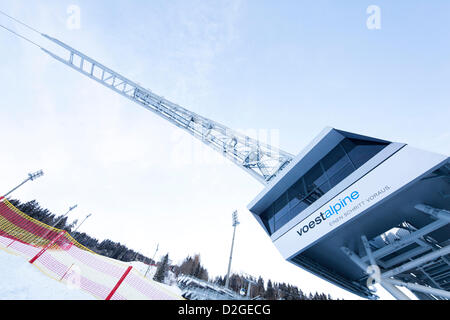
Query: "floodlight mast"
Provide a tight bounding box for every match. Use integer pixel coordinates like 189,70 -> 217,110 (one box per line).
38,34 -> 293,184
50,204 -> 78,228
73,213 -> 92,233
3,170 -> 44,198
225,211 -> 239,289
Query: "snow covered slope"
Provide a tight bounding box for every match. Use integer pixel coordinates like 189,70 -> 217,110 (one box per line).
0,248 -> 94,300
128,261 -> 183,297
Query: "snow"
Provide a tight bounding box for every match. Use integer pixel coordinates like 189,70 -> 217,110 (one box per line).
129,261 -> 158,278
177,274 -> 244,300
157,280 -> 183,297
0,246 -> 183,300
0,248 -> 94,300
128,261 -> 183,296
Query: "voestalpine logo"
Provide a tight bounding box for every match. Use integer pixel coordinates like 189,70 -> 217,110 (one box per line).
296,191 -> 360,237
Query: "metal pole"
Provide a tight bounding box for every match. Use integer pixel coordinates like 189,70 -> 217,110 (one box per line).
360,219 -> 447,263
381,245 -> 450,279
415,204 -> 450,222
385,278 -> 450,299
247,281 -> 252,298
4,178 -> 30,198
379,281 -> 411,300
225,225 -> 237,288
341,246 -> 410,300
343,242 -> 450,300
42,204 -> 78,239
52,204 -> 78,228
134,249 -> 140,262
145,243 -> 159,278
225,211 -> 239,289
73,213 -> 91,233
3,170 -> 44,198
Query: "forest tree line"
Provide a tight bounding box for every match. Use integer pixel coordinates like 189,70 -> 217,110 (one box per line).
9,199 -> 155,264
9,198 -> 334,300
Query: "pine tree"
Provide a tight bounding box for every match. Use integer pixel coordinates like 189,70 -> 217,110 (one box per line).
179,254 -> 208,281
253,276 -> 265,298
153,253 -> 169,283
265,280 -> 276,300
214,276 -> 225,286
7,198 -> 337,300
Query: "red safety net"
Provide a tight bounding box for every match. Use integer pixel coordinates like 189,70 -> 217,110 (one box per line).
0,197 -> 181,300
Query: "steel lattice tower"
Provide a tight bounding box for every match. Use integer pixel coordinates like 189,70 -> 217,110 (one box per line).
39,34 -> 293,184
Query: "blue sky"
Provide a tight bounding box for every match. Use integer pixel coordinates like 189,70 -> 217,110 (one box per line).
0,1 -> 449,299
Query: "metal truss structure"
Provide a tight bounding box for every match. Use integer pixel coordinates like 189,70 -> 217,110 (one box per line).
341,204 -> 450,300
39,34 -> 293,184
1,14 -> 448,300
22,34 -> 450,300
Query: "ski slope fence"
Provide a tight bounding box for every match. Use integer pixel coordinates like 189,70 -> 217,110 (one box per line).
0,197 -> 181,300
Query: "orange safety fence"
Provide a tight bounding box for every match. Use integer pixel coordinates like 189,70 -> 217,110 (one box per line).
0,197 -> 181,300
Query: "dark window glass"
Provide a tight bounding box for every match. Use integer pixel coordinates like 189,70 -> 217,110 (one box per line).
273,192 -> 288,213
267,216 -> 275,234
260,206 -> 275,234
274,205 -> 290,222
329,162 -> 355,187
289,200 -> 309,216
287,196 -> 300,211
341,138 -> 356,155
273,192 -> 289,232
302,181 -> 329,206
341,138 -> 388,169
317,180 -> 331,195
289,178 -> 307,200
259,138 -> 388,235
274,211 -> 291,230
287,178 -> 307,209
304,163 -> 327,193
303,192 -> 320,205
322,144 -> 349,178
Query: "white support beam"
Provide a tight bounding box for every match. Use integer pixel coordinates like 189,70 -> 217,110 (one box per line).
383,245 -> 430,268
381,245 -> 450,279
385,278 -> 450,300
379,281 -> 411,300
415,204 -> 450,222
39,34 -> 293,184
361,219 -> 448,263
361,235 -> 377,267
341,246 -> 411,300
341,247 -> 369,271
